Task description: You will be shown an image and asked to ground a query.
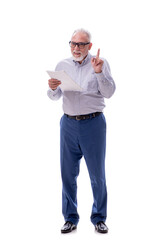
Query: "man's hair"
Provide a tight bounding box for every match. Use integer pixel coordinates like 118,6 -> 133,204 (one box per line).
72,28 -> 91,42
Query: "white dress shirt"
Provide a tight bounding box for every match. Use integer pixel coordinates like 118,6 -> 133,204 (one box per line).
47,53 -> 116,116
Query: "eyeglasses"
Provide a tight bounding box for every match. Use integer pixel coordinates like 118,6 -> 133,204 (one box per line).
69,41 -> 90,49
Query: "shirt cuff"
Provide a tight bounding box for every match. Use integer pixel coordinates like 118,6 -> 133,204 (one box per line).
49,87 -> 59,94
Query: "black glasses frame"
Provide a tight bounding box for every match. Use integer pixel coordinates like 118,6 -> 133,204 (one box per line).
69,41 -> 90,48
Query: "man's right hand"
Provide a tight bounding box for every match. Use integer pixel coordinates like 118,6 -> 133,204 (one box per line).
48,78 -> 61,90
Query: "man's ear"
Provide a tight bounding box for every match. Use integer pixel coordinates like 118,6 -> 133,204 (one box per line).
89,43 -> 92,50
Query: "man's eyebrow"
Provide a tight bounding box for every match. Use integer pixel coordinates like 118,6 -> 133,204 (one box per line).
71,41 -> 89,44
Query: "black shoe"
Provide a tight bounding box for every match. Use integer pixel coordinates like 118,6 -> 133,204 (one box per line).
95,221 -> 108,234
61,221 -> 77,234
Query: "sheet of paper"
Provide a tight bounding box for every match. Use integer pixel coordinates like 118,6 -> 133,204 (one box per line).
47,70 -> 83,92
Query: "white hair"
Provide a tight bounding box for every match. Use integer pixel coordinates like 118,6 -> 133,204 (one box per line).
72,28 -> 91,42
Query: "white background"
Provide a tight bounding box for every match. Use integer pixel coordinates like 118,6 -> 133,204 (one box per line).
0,0 -> 160,239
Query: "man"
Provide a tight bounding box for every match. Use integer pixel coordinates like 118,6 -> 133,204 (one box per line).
47,29 -> 116,234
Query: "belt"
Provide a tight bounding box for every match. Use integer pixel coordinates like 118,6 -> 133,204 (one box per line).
65,112 -> 102,121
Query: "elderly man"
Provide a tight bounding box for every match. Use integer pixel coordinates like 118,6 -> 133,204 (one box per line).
47,29 -> 115,234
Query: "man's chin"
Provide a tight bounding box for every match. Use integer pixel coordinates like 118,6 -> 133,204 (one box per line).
72,55 -> 84,62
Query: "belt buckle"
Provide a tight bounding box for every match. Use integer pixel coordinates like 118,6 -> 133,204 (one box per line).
76,115 -> 82,121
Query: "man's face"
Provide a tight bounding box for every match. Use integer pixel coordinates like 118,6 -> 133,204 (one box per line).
70,33 -> 92,62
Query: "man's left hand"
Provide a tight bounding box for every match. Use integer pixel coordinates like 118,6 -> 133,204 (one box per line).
91,49 -> 104,73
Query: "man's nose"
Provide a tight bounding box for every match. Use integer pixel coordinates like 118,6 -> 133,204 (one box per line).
74,44 -> 80,50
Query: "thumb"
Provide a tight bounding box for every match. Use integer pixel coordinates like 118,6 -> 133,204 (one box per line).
91,57 -> 96,64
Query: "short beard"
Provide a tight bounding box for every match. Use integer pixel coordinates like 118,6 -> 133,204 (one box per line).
72,51 -> 85,62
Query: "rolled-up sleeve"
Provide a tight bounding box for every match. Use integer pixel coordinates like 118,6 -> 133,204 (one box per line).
95,60 -> 116,98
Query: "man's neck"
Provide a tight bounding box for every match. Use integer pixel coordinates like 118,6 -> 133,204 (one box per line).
78,54 -> 88,64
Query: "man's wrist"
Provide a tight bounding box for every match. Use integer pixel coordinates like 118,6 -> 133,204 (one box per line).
50,87 -> 56,91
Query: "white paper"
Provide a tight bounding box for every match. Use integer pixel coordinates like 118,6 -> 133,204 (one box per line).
46,70 -> 83,92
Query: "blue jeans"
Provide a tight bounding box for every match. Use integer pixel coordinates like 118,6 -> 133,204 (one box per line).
60,113 -> 107,226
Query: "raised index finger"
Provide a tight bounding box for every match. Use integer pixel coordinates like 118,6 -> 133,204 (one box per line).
96,48 -> 100,59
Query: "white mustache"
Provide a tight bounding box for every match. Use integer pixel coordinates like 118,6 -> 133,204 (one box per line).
73,51 -> 82,54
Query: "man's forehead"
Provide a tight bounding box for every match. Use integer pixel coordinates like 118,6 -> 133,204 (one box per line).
71,33 -> 88,42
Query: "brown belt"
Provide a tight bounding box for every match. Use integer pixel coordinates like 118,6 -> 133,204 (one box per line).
65,112 -> 102,121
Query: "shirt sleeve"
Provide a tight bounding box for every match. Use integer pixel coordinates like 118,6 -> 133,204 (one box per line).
95,59 -> 116,98
47,87 -> 62,101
